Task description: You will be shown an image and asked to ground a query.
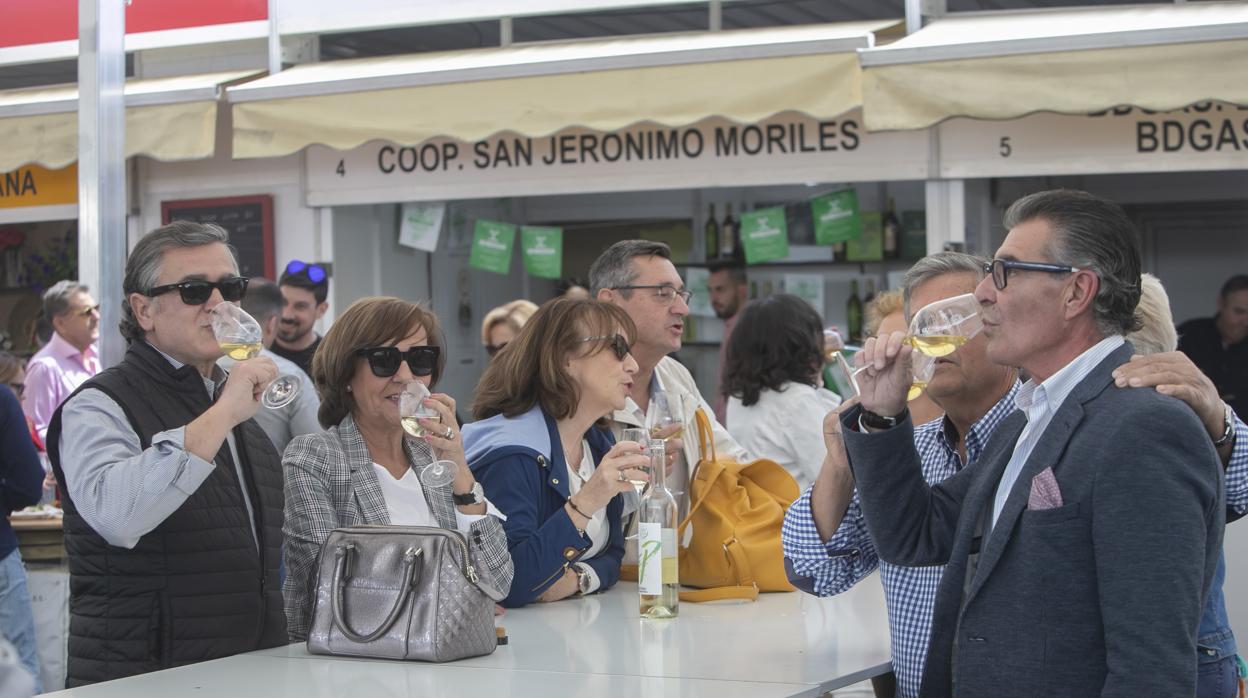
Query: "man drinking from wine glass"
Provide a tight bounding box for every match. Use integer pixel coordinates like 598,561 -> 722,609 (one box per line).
840,190 -> 1224,697
783,251 -> 1019,698
46,221 -> 287,686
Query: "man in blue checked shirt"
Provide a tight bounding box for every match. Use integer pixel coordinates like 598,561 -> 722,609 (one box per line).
784,252 -> 1019,697
784,253 -> 1248,698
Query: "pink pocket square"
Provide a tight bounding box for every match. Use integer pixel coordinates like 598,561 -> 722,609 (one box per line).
1028,467 -> 1064,510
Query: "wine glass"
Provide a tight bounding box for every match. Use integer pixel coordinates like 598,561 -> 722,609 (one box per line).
905,293 -> 984,357
822,326 -> 845,363
648,392 -> 684,443
398,381 -> 456,488
620,427 -> 653,496
851,293 -> 984,383
908,349 -> 938,401
210,302 -> 302,409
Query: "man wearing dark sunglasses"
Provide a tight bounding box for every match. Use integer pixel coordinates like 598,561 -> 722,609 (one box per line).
45,221 -> 288,686
273,260 -> 330,379
24,280 -> 101,442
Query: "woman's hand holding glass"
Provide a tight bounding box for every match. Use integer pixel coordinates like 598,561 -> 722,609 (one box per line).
570,441 -> 650,516
398,381 -> 465,491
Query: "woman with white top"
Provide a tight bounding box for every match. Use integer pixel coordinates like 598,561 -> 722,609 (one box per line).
723,294 -> 842,490
281,297 -> 513,640
464,299 -> 650,607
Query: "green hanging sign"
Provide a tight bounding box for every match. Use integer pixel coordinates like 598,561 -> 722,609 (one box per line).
520,225 -> 563,279
811,189 -> 863,245
739,206 -> 789,265
468,219 -> 516,275
846,211 -> 883,262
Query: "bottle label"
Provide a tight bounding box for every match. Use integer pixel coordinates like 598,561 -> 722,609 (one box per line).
661,527 -> 679,584
638,522 -> 662,595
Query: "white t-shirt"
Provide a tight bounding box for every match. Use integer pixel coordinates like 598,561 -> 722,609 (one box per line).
726,382 -> 842,491
567,439 -> 609,593
370,463 -> 504,533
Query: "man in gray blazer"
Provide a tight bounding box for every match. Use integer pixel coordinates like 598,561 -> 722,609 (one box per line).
843,189 -> 1224,697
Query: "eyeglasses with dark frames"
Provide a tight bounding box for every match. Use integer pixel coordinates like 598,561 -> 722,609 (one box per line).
146,277 -> 249,305
285,260 -> 328,284
983,260 -> 1082,291
611,284 -> 693,304
355,346 -> 440,378
72,304 -> 101,318
578,334 -> 632,361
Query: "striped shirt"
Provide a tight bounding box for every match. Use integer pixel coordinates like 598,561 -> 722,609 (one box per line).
782,383 -> 1020,698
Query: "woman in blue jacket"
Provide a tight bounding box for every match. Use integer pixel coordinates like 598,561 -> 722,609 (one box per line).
464,299 -> 650,607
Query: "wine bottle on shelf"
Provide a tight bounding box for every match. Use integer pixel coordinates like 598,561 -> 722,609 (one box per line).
720,203 -> 737,258
846,279 -> 864,344
883,198 -> 902,260
864,279 -> 876,306
639,440 -> 679,619
704,203 -> 719,262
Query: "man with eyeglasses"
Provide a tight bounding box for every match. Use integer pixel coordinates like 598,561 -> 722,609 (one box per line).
46,222 -> 287,686
23,280 -> 102,442
842,190 -> 1224,696
589,240 -> 749,521
272,259 -> 329,379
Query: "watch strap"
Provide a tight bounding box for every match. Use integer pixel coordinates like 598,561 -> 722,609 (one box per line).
859,407 -> 907,431
1213,402 -> 1235,447
452,481 -> 484,505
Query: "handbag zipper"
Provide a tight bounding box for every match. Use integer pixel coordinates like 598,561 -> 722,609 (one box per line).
346,525 -> 479,584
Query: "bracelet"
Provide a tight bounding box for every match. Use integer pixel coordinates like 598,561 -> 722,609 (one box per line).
567,497 -> 592,521
1213,402 -> 1235,448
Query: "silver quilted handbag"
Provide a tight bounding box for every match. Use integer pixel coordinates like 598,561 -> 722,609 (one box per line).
306,525 -> 502,662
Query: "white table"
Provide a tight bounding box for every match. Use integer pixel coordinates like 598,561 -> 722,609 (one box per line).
43,577 -> 891,697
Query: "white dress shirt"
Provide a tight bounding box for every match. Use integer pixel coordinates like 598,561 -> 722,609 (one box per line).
726,381 -> 842,491
991,335 -> 1125,525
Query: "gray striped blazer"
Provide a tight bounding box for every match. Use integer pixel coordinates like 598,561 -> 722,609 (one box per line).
281,413 -> 514,640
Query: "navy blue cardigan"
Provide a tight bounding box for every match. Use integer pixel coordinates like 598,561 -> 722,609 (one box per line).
464,405 -> 624,608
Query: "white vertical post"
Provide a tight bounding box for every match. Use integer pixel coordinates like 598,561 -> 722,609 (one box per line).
268,0 -> 282,75
925,179 -> 966,255
500,17 -> 513,47
708,0 -> 722,31
78,0 -> 127,368
906,0 -> 947,34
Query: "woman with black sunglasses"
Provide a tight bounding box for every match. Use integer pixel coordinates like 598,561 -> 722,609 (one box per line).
464,299 -> 650,607
280,296 -> 513,640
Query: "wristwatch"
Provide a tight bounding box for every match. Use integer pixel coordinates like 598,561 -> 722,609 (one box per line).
859,407 -> 908,431
452,481 -> 485,506
1213,402 -> 1235,448
573,563 -> 593,596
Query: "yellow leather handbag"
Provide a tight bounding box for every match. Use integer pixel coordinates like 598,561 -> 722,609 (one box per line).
675,408 -> 799,602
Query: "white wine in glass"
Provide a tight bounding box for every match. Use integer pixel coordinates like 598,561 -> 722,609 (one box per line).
648,392 -> 684,442
210,302 -> 303,409
620,427 -> 652,496
906,293 -> 983,357
908,347 -> 938,401
399,381 -> 439,439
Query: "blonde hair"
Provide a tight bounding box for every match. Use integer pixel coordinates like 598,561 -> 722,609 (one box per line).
1127,273 -> 1177,355
865,289 -> 905,338
480,299 -> 539,345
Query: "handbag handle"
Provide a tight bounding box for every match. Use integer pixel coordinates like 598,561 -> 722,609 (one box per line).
331,543 -> 423,643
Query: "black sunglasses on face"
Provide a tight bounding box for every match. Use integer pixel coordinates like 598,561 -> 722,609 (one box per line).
146,277 -> 249,305
578,334 -> 632,361
72,304 -> 101,318
983,259 -> 1081,291
355,346 -> 440,378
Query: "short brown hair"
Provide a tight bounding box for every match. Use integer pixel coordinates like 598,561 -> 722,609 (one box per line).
865,289 -> 904,338
473,299 -> 636,421
312,296 -> 445,428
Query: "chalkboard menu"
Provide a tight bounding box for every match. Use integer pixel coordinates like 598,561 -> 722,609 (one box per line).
161,195 -> 275,280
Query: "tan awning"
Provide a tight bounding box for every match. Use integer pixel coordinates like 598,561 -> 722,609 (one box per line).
0,70 -> 263,172
860,3 -> 1248,132
229,21 -> 900,159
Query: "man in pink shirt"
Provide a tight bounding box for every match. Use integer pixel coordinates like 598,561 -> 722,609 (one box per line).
24,281 -> 101,441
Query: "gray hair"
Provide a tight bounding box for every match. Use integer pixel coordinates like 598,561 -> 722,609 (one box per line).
43,280 -> 91,319
588,240 -> 672,296
120,221 -> 237,344
241,278 -> 283,326
901,251 -> 988,320
1004,189 -> 1142,336
1127,273 -> 1177,355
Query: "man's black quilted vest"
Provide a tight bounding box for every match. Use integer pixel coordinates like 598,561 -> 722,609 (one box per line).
47,341 -> 287,687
